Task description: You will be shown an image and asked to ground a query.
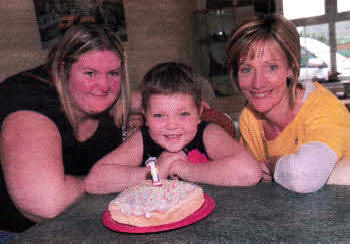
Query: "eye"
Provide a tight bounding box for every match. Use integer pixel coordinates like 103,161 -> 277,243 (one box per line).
109,70 -> 121,77
269,64 -> 278,71
180,112 -> 190,117
84,71 -> 95,77
239,66 -> 251,73
153,113 -> 163,118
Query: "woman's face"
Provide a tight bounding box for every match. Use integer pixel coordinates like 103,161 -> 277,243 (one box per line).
143,93 -> 202,153
68,50 -> 122,116
237,40 -> 292,114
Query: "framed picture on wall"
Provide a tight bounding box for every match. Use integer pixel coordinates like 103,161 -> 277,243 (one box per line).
33,0 -> 127,49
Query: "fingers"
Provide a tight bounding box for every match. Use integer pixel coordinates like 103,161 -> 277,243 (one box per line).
170,175 -> 179,180
157,151 -> 188,180
260,161 -> 272,182
262,172 -> 272,182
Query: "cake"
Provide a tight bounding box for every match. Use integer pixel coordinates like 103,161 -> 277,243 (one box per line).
108,179 -> 204,227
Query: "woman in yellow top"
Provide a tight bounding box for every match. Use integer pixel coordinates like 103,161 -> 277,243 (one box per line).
226,14 -> 350,193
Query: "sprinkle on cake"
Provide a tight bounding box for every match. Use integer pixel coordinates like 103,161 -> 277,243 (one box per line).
108,179 -> 204,227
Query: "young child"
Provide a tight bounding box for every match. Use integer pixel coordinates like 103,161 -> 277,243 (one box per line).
86,62 -> 261,192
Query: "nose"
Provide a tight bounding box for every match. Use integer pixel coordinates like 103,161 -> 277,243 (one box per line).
166,115 -> 179,130
252,68 -> 266,90
96,75 -> 111,92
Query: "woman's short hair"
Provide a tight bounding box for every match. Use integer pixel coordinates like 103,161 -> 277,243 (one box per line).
140,62 -> 201,112
226,14 -> 301,108
48,23 -> 130,129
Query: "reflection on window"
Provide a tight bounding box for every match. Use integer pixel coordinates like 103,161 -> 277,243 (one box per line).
338,0 -> 350,13
297,24 -> 330,80
336,20 -> 350,77
283,0 -> 324,20
206,8 -> 234,38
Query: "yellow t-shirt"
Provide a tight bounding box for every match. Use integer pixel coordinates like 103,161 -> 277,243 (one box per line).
240,82 -> 350,162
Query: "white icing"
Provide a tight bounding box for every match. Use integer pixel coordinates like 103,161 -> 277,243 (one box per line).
111,180 -> 200,217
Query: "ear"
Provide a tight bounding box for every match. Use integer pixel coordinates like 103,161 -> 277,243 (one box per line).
201,101 -> 210,110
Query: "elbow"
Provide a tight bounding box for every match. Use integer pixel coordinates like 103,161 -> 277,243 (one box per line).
243,167 -> 262,186
84,183 -> 104,195
285,180 -> 324,194
84,175 -> 98,194
35,206 -> 65,220
235,163 -> 262,186
84,173 -> 110,194
228,152 -> 262,186
17,197 -> 69,221
16,187 -> 83,221
277,172 -> 326,194
84,167 -> 103,194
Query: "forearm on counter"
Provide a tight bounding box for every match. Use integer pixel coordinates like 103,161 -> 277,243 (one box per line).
84,164 -> 149,194
174,152 -> 262,186
14,175 -> 85,222
274,142 -> 337,193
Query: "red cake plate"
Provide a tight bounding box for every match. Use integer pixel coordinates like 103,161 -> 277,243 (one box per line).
102,193 -> 215,233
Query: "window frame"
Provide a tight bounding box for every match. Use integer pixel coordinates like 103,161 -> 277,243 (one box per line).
275,0 -> 350,80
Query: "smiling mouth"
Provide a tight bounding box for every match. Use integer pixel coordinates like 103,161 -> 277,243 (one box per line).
249,90 -> 272,98
164,134 -> 182,139
90,92 -> 110,97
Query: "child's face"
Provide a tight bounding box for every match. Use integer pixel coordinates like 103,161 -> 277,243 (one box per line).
143,93 -> 202,153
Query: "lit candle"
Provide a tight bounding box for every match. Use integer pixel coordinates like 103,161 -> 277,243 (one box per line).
145,157 -> 162,186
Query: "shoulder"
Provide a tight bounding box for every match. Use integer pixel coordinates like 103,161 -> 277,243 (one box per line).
239,106 -> 258,124
203,122 -> 234,143
202,121 -> 243,159
1,111 -> 62,162
306,82 -> 345,109
2,110 -> 60,138
239,106 -> 261,133
301,82 -> 349,120
0,73 -> 61,127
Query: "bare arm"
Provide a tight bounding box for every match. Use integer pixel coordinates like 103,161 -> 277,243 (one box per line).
84,130 -> 148,194
0,111 -> 85,222
171,124 -> 262,186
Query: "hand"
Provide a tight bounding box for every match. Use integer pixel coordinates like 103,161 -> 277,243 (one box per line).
157,151 -> 188,179
260,157 -> 279,182
260,160 -> 272,182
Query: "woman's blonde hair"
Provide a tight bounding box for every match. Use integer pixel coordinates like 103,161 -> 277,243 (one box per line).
226,14 -> 301,108
48,23 -> 130,131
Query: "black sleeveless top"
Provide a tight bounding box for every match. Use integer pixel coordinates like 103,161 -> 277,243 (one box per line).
0,66 -> 123,232
140,121 -> 209,165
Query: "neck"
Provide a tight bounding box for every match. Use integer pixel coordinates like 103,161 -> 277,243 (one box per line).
260,88 -> 304,138
71,111 -> 100,142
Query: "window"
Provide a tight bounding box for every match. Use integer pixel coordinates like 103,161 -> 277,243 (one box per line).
277,0 -> 350,81
338,0 -> 350,13
283,0 -> 324,19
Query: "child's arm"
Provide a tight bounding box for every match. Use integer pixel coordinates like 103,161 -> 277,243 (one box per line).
170,123 -> 262,186
84,130 -> 148,194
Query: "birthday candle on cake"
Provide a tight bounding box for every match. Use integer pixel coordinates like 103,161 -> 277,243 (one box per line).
145,157 -> 162,186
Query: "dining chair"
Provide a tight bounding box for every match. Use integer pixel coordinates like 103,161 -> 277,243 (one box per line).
200,108 -> 236,138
